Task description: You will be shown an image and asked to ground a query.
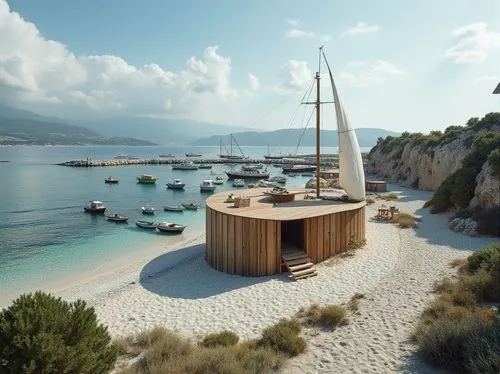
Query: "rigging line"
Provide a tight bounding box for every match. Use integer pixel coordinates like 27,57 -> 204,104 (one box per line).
286,78 -> 316,131
295,107 -> 315,155
247,92 -> 296,128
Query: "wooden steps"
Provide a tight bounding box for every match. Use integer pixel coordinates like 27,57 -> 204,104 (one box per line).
281,251 -> 317,281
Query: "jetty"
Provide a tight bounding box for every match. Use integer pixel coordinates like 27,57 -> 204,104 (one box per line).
55,157 -> 340,168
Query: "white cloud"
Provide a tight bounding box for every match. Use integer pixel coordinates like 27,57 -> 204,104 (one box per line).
445,22 -> 500,63
286,19 -> 299,26
276,60 -> 312,93
475,76 -> 499,82
248,73 -> 260,91
0,1 -> 239,119
285,28 -> 315,38
340,60 -> 405,87
342,22 -> 380,37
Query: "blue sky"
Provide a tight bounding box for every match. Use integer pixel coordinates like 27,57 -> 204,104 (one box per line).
1,0 -> 499,132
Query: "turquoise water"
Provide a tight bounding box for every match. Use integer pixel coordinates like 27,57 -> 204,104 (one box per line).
0,145 -> 371,295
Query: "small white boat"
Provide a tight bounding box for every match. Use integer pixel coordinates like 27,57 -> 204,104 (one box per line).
182,202 -> 199,210
135,220 -> 156,229
269,176 -> 287,184
156,222 -> 187,234
242,164 -> 262,171
213,176 -> 224,185
166,179 -> 185,190
198,164 -> 213,169
164,205 -> 185,212
141,205 -> 155,215
232,179 -> 245,187
257,180 -> 268,188
172,161 -> 199,170
200,179 -> 216,192
185,152 -> 202,157
104,176 -> 119,184
106,214 -> 128,222
159,153 -> 175,158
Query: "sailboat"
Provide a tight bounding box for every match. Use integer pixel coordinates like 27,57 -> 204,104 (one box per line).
264,144 -> 284,160
219,134 -> 247,160
273,47 -> 365,201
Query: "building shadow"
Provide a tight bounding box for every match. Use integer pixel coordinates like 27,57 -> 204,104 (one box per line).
139,243 -> 287,299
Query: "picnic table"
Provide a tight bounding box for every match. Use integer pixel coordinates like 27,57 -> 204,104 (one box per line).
378,206 -> 399,220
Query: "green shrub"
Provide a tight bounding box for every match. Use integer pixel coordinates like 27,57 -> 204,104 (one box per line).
489,148 -> 500,175
0,291 -> 117,374
199,330 -> 239,348
298,304 -> 348,329
258,319 -> 306,357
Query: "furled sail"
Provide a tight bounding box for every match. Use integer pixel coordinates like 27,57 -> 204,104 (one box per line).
323,54 -> 366,201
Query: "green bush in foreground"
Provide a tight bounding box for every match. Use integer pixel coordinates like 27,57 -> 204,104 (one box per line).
0,291 -> 117,374
298,304 -> 348,330
258,319 -> 306,357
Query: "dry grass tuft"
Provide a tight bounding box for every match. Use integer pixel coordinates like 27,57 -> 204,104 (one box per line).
297,304 -> 348,330
390,212 -> 417,228
347,293 -> 365,312
366,197 -> 375,204
379,193 -> 399,201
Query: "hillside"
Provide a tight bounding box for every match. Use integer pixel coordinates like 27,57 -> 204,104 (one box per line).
367,112 -> 500,236
188,128 -> 400,147
0,117 -> 155,146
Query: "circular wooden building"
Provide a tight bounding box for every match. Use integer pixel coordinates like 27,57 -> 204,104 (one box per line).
205,188 -> 366,279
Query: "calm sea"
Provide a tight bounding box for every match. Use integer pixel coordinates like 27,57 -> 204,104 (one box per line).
0,145 -> 371,296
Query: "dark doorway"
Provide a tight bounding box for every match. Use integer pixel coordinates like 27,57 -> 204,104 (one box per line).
281,219 -> 304,252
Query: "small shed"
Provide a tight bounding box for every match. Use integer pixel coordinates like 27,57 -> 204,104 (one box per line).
365,180 -> 387,193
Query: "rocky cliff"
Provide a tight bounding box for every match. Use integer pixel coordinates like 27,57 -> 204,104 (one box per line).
367,113 -> 500,235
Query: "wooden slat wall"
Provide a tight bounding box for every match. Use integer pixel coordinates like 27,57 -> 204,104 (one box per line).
206,206 -> 366,276
304,206 -> 366,263
206,207 -> 281,276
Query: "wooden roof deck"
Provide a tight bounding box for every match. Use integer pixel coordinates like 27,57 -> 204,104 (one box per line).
206,188 -> 366,221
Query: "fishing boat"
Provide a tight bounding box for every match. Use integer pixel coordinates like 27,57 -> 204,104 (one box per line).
113,154 -> 129,159
200,179 -> 216,192
225,169 -> 269,180
106,214 -> 128,222
269,175 -> 287,184
185,152 -> 202,157
156,222 -> 187,234
137,174 -> 157,184
159,153 -> 175,158
83,200 -> 106,213
218,135 -> 247,160
198,164 -> 213,169
164,205 -> 185,212
241,164 -> 262,171
182,201 -> 199,210
141,205 -> 155,215
166,179 -> 185,190
172,161 -> 199,170
104,176 -> 119,184
135,220 -> 157,229
232,179 -> 245,188
281,164 -> 316,174
213,176 -> 224,185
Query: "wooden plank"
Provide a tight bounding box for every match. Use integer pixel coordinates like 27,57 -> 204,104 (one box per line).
323,214 -> 330,260
249,219 -> 258,276
242,218 -> 249,276
259,220 -> 267,276
205,208 -> 211,264
222,214 -> 228,272
276,221 -> 282,274
318,216 -> 324,262
234,216 -> 243,275
266,221 -> 275,275
227,214 -> 235,274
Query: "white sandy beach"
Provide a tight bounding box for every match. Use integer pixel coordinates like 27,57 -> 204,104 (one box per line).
2,184 -> 497,373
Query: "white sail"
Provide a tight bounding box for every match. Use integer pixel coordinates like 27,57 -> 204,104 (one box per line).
324,57 -> 366,201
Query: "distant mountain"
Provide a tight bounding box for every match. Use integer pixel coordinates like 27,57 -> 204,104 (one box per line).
0,117 -> 155,146
188,128 -> 401,147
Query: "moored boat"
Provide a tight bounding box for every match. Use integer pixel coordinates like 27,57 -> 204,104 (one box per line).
159,153 -> 175,158
172,161 -> 199,170
166,179 -> 185,190
200,179 -> 216,192
141,205 -> 155,214
198,164 -> 213,169
213,176 -> 224,185
156,222 -> 187,234
104,176 -> 119,184
282,165 -> 316,174
137,174 -> 157,184
225,169 -> 269,180
232,179 -> 245,187
269,175 -> 287,184
106,213 -> 128,222
182,201 -> 199,210
185,152 -> 202,157
83,200 -> 106,213
135,220 -> 157,229
164,205 -> 185,212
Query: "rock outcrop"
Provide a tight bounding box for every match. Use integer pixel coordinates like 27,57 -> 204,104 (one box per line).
470,162 -> 500,210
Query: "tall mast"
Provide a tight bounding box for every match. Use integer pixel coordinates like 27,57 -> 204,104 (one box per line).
315,47 -> 323,199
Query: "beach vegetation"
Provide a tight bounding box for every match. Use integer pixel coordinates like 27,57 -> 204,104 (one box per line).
347,293 -> 365,312
297,304 -> 348,330
0,291 -> 117,374
116,327 -> 285,374
347,234 -> 366,250
365,197 -> 375,204
199,330 -> 239,348
390,212 -> 417,229
414,243 -> 500,373
378,193 -> 399,201
258,318 -> 306,357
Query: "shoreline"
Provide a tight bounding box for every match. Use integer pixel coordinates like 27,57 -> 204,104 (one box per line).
0,230 -> 206,308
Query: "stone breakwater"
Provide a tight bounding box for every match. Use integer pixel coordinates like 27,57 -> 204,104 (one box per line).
56,158 -> 323,167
